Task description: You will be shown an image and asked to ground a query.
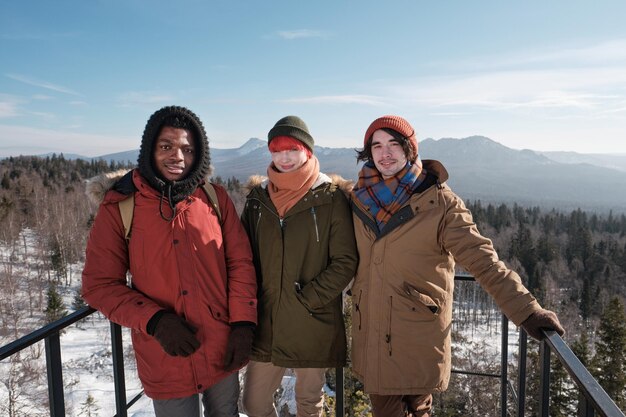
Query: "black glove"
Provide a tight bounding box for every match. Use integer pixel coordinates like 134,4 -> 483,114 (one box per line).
521,309 -> 565,340
152,312 -> 201,357
223,325 -> 255,371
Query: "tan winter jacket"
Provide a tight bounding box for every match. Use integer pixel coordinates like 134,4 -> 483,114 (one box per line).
350,160 -> 541,395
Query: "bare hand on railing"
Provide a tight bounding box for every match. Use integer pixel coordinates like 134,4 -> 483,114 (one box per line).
521,309 -> 565,340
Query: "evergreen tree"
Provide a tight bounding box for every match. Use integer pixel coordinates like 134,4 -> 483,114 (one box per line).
592,297 -> 626,409
78,393 -> 100,417
509,222 -> 541,296
572,331 -> 594,414
1,172 -> 10,189
571,331 -> 592,367
44,283 -> 67,324
72,288 -> 87,310
550,356 -> 576,416
50,239 -> 67,281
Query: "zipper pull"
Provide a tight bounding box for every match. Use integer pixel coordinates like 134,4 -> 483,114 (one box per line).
310,207 -> 320,242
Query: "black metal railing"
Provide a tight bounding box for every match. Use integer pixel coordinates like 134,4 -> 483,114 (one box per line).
1,277 -> 624,417
0,306 -> 142,417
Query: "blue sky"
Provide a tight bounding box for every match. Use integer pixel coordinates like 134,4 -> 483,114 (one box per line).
1,0 -> 626,157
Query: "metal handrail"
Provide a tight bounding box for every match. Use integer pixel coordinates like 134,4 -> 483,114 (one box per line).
0,306 -> 95,360
2,289 -> 625,416
539,330 -> 625,417
0,306 -> 140,417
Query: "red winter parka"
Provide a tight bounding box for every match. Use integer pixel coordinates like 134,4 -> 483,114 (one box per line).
82,170 -> 257,399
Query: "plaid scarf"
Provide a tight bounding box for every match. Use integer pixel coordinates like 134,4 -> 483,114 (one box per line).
352,159 -> 426,231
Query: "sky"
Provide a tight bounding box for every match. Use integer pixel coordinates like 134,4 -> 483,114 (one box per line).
1,0 -> 626,157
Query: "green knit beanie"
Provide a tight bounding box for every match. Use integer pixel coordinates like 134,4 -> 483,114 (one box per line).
267,115 -> 314,151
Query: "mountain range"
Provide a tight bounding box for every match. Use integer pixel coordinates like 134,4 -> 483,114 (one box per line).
52,136 -> 626,212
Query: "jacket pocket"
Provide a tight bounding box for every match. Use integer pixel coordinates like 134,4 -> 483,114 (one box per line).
208,302 -> 230,325
392,282 -> 441,320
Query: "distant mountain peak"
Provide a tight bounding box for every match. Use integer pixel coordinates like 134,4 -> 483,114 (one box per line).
236,138 -> 266,155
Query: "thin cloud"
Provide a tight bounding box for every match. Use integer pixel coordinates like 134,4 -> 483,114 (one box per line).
6,73 -> 81,96
33,94 -> 53,100
0,102 -> 20,118
385,67 -> 626,113
0,124 -> 136,157
117,91 -> 176,107
276,29 -> 331,40
30,111 -> 56,121
281,95 -> 387,106
1,32 -> 77,40
438,39 -> 626,73
429,112 -> 474,117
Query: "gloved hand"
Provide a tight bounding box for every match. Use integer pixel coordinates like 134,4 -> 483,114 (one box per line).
521,309 -> 565,340
223,325 -> 255,371
152,313 -> 201,357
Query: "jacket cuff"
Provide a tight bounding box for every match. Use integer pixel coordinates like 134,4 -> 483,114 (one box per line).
230,321 -> 256,329
146,310 -> 168,335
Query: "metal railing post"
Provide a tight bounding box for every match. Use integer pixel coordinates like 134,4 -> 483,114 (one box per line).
543,330 -> 624,417
335,366 -> 344,417
578,393 -> 595,417
501,314 -> 508,417
538,339 -> 551,417
45,332 -> 65,417
517,330 -> 528,417
111,322 -> 128,417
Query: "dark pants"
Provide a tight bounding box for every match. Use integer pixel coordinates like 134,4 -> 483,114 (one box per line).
369,393 -> 433,417
152,373 -> 239,417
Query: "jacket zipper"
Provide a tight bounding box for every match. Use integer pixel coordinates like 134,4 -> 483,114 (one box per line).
255,210 -> 262,235
386,296 -> 393,356
310,207 -> 320,242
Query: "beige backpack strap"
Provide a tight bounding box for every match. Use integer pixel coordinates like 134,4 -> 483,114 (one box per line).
202,182 -> 222,224
118,194 -> 135,241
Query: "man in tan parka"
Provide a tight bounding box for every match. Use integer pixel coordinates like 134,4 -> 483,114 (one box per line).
349,115 -> 564,417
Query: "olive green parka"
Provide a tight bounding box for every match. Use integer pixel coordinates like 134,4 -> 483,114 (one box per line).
241,173 -> 358,368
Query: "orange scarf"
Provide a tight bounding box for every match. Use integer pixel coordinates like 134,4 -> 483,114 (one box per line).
267,156 -> 320,218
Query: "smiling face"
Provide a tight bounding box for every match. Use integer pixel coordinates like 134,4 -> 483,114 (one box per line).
370,129 -> 408,179
153,126 -> 195,182
271,148 -> 309,173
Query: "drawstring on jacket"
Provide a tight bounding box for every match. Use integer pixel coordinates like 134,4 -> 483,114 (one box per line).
159,183 -> 177,221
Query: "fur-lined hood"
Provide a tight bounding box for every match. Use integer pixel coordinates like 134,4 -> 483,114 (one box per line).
244,172 -> 354,196
85,167 -> 214,206
85,169 -> 130,206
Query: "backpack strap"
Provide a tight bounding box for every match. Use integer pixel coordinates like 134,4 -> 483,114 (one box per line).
201,182 -> 222,224
118,193 -> 135,241
118,182 -> 221,242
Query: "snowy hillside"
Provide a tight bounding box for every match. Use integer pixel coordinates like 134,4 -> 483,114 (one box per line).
1,229 -> 521,416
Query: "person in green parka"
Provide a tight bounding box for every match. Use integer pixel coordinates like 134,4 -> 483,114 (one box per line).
240,116 -> 358,417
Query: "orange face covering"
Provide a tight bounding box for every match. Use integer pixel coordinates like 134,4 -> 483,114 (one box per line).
267,155 -> 320,218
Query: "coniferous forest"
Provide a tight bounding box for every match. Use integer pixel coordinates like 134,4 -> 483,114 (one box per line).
1,155 -> 625,416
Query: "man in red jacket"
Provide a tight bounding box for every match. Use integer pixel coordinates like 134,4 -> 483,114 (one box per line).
82,106 -> 257,417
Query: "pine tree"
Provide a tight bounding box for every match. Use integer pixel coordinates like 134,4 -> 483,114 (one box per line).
571,331 -> 592,367
78,393 -> 100,417
44,283 -> 67,324
72,288 -> 87,310
550,355 -> 576,416
592,297 -> 626,409
1,172 -> 10,189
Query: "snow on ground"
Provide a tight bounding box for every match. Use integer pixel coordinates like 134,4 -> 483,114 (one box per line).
1,230 -> 523,416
